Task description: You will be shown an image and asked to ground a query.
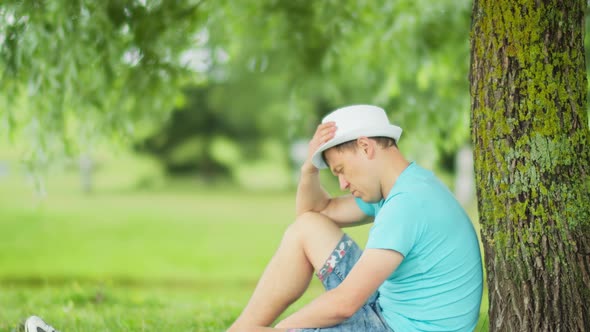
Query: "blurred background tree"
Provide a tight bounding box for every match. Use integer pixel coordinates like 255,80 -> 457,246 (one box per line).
1,0 -> 475,182
0,0 -> 206,169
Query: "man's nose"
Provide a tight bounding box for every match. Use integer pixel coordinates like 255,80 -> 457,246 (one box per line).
338,175 -> 350,191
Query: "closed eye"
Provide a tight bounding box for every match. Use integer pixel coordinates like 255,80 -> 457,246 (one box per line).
330,167 -> 342,176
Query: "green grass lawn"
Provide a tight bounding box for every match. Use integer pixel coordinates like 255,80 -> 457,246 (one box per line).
0,171 -> 488,331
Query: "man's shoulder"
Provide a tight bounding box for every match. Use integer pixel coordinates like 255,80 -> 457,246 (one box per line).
377,191 -> 425,223
389,163 -> 429,190
392,165 -> 450,200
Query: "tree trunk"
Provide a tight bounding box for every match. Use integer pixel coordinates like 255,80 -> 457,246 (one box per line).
469,0 -> 590,331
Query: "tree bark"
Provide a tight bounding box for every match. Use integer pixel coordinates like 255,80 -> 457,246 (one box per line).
469,0 -> 590,331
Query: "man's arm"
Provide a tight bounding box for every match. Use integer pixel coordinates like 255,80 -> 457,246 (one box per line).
275,248 -> 403,329
296,166 -> 370,225
295,122 -> 370,225
295,162 -> 332,216
319,195 -> 373,227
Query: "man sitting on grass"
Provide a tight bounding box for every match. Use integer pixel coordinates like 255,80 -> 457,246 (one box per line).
228,105 -> 483,332
25,105 -> 483,332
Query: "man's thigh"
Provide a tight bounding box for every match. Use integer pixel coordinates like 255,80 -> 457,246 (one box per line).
295,234 -> 392,332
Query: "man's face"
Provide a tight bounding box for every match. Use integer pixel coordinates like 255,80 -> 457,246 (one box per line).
324,146 -> 382,203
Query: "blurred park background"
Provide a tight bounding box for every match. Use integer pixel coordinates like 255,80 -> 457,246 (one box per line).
2,1 -> 589,331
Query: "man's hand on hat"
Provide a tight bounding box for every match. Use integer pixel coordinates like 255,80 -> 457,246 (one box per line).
301,121 -> 337,175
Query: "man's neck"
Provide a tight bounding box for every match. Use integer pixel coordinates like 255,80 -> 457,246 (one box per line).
380,151 -> 410,199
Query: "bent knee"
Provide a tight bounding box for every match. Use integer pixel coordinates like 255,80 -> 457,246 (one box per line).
292,212 -> 339,231
287,212 -> 345,269
295,211 -> 336,225
286,211 -> 341,239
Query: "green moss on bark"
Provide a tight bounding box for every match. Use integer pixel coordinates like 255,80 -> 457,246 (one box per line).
470,0 -> 590,330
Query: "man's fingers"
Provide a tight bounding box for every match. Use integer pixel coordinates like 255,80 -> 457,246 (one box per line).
322,121 -> 337,129
306,122 -> 337,163
322,131 -> 335,142
315,122 -> 337,140
316,121 -> 336,133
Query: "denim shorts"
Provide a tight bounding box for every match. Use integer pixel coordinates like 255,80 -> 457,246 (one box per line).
290,234 -> 394,332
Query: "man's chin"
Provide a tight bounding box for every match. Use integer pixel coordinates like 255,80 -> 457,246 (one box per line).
352,191 -> 381,203
360,196 -> 382,203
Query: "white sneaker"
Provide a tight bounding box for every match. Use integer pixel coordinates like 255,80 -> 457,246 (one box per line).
24,316 -> 59,332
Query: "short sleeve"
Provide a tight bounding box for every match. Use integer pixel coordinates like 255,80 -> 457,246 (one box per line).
366,194 -> 423,257
354,197 -> 376,216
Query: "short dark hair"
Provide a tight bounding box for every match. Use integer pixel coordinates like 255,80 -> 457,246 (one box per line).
322,137 -> 398,165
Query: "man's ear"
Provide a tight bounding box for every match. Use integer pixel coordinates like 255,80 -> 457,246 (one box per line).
356,137 -> 375,159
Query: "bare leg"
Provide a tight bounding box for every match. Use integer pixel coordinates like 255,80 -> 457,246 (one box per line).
228,212 -> 344,331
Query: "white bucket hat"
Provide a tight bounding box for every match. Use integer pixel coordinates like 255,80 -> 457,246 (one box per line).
311,105 -> 403,169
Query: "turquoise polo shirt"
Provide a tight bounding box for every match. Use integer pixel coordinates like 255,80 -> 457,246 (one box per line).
356,162 -> 483,332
